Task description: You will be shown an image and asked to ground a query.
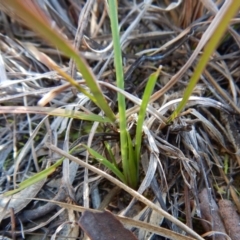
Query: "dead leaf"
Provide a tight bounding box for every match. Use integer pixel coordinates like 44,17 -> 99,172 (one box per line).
199,188 -> 226,240
219,199 -> 240,240
79,210 -> 137,240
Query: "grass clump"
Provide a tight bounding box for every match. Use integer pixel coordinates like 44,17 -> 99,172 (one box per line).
1,1 -> 240,239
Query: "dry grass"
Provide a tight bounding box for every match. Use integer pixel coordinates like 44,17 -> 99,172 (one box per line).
0,1 -> 240,239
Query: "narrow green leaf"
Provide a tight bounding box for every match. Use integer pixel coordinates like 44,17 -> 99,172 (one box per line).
224,154 -> 229,174
82,144 -> 127,184
5,0 -> 115,122
4,145 -> 82,196
168,1 -> 240,122
135,67 -> 160,164
126,131 -> 138,189
108,1 -> 129,185
104,141 -> 118,167
4,158 -> 63,196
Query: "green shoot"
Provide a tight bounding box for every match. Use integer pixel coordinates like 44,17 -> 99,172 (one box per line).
108,1 -> 130,185
135,67 -> 161,177
168,1 -> 240,122
6,0 -> 115,121
82,144 -> 127,184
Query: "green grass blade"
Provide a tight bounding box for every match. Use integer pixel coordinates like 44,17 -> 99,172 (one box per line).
82,144 -> 127,184
108,1 -> 129,184
45,60 -> 98,105
4,145 -> 83,196
5,0 -> 115,122
135,67 -> 161,164
168,1 -> 240,122
126,131 -> 138,189
104,141 -> 118,167
4,157 -> 64,196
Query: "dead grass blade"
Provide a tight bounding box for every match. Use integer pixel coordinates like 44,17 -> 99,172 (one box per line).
21,197 -> 197,240
48,144 -> 204,240
0,0 -> 115,121
0,106 -> 111,123
0,179 -> 45,219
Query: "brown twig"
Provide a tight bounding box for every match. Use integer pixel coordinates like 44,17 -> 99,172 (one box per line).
10,208 -> 16,240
